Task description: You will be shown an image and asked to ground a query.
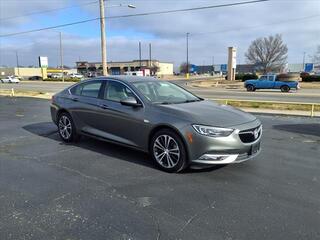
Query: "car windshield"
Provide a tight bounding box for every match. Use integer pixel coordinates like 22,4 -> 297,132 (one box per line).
133,81 -> 201,104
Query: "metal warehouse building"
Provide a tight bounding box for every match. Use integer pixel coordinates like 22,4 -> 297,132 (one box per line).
76,60 -> 173,76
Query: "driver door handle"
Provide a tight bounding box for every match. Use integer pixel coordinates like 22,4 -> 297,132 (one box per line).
99,104 -> 110,109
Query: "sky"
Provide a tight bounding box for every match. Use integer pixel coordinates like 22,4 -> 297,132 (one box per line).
0,0 -> 319,70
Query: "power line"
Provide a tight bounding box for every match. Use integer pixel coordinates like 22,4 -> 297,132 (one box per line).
0,1 -> 98,21
107,0 -> 269,19
0,0 -> 268,37
190,14 -> 320,37
0,18 -> 101,37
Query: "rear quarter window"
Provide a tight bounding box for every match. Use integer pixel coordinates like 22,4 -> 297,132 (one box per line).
70,84 -> 82,95
69,81 -> 102,98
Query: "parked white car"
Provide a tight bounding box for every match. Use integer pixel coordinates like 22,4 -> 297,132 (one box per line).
50,74 -> 62,79
69,73 -> 83,79
1,76 -> 20,83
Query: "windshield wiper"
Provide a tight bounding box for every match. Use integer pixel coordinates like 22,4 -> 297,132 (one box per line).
183,99 -> 201,103
154,101 -> 172,105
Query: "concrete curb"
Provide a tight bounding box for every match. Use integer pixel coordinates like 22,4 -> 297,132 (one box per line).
242,108 -> 319,118
0,92 -> 318,118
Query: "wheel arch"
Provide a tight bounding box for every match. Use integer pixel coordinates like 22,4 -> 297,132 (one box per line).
148,124 -> 190,161
56,108 -> 70,119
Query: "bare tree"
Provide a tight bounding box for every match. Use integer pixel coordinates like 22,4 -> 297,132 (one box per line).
179,62 -> 192,74
149,63 -> 160,76
245,34 -> 288,73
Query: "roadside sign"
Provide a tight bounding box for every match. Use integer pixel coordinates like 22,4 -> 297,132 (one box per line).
221,64 -> 227,72
38,56 -> 48,68
304,63 -> 313,72
232,48 -> 237,68
190,64 -> 198,73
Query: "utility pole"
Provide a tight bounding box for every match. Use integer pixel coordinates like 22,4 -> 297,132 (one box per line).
149,43 -> 152,67
99,0 -> 108,76
212,56 -> 215,72
59,32 -> 64,82
15,51 -> 20,76
139,41 -> 142,70
302,52 -> 306,71
186,32 -> 189,77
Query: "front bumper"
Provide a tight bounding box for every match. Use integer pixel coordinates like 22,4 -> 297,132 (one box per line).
192,142 -> 261,164
181,119 -> 262,165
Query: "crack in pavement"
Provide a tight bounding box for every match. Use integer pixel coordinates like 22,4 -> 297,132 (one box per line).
179,202 -> 215,234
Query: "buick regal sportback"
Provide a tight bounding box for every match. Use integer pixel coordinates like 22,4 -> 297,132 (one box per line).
51,76 -> 262,172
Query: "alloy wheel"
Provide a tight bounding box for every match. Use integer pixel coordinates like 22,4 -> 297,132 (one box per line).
153,134 -> 180,168
59,115 -> 72,140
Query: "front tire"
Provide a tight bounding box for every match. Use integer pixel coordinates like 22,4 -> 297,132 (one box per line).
246,84 -> 255,92
57,112 -> 80,143
150,129 -> 188,173
280,85 -> 290,92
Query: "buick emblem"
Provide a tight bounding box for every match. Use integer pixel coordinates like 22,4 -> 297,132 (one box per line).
253,129 -> 259,139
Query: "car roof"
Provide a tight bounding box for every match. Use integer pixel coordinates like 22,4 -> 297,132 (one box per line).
86,75 -> 159,83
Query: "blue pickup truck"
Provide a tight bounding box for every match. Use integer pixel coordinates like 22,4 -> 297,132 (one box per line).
244,75 -> 299,92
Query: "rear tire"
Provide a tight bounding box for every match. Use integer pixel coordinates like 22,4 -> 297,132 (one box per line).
280,85 -> 290,92
57,112 -> 80,143
246,84 -> 255,92
150,129 -> 188,173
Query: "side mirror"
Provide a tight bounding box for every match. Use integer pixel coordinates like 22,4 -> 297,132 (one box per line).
120,97 -> 142,107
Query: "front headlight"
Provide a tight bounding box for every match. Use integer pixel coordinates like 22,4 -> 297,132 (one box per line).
192,124 -> 234,137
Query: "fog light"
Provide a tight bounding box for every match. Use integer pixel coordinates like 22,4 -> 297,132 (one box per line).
199,155 -> 227,161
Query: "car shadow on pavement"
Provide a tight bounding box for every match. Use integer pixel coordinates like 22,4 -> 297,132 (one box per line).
23,122 -> 155,170
273,124 -> 320,137
23,122 -> 224,173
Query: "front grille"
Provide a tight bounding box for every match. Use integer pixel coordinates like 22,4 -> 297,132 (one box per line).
239,125 -> 261,143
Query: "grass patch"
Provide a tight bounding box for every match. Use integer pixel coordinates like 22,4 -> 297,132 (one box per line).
216,100 -> 320,111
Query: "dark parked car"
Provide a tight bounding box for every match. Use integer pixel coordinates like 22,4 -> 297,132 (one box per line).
29,76 -> 42,80
51,76 -> 262,172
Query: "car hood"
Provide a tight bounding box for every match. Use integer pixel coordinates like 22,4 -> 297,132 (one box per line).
158,100 -> 256,127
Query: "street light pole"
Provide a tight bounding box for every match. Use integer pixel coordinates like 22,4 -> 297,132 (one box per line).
15,51 -> 20,76
186,32 -> 189,76
98,1 -> 135,76
59,32 -> 64,82
139,41 -> 142,70
302,52 -> 306,72
99,0 -> 107,76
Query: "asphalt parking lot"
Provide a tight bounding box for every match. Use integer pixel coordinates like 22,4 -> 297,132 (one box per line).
0,96 -> 319,240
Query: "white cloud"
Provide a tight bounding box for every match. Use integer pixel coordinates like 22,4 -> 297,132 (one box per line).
1,0 -> 320,68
